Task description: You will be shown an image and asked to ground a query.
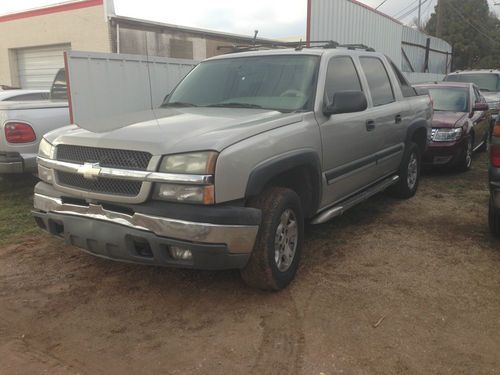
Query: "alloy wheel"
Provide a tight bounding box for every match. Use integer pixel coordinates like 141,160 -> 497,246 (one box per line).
407,152 -> 418,190
274,209 -> 298,272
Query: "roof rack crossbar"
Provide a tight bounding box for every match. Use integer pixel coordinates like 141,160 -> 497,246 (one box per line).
216,41 -> 376,54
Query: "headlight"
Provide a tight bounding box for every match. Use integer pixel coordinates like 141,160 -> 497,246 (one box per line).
38,138 -> 54,159
153,184 -> 214,204
159,151 -> 217,174
155,151 -> 217,204
432,128 -> 462,142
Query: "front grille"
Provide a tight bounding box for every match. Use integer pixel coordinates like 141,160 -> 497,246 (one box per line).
56,171 -> 142,196
431,128 -> 437,138
56,145 -> 152,171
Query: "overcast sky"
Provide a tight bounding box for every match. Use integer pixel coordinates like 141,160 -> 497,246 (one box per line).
0,0 -> 498,38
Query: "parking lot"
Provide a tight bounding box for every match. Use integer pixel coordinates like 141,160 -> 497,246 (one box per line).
0,152 -> 498,374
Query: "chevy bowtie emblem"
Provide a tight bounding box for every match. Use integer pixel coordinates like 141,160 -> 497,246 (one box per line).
78,162 -> 101,180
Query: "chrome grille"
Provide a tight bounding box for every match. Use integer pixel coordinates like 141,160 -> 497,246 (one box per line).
56,145 -> 152,171
56,171 -> 142,196
431,128 -> 437,138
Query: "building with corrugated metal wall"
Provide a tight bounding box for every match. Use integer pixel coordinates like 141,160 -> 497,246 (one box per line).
0,0 -> 279,89
307,0 -> 452,83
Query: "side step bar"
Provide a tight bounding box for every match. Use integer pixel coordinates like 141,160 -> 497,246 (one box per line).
311,175 -> 399,225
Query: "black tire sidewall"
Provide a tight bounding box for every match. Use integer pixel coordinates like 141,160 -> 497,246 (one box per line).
489,196 -> 500,238
264,191 -> 304,289
396,142 -> 421,198
458,136 -> 473,171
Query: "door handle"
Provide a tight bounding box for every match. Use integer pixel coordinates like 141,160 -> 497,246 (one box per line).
395,114 -> 402,124
366,120 -> 375,131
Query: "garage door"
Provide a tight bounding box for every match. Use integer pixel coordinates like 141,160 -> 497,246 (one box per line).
17,44 -> 70,89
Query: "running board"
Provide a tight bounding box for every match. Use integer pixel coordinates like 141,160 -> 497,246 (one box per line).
311,175 -> 399,225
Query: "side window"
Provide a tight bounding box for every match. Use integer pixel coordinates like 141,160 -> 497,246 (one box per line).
325,56 -> 362,103
4,93 -> 48,101
473,88 -> 482,103
389,60 -> 417,98
360,57 -> 395,106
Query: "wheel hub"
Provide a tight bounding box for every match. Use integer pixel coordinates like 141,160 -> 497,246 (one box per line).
274,209 -> 298,272
407,152 -> 418,190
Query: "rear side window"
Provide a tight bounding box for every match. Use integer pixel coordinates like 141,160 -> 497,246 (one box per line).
445,73 -> 500,92
389,61 -> 416,97
3,92 -> 49,101
360,57 -> 395,106
324,56 -> 362,103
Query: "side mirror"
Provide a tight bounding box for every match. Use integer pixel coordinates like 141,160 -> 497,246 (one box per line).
324,91 -> 368,116
473,101 -> 489,111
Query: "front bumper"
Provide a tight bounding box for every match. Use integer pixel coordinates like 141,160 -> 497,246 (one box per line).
32,183 -> 261,270
422,138 -> 466,166
0,152 -> 37,174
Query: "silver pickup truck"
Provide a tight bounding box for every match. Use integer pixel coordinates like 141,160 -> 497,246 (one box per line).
33,46 -> 432,290
0,70 -> 69,174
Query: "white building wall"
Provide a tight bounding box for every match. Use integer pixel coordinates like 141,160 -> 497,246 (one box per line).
309,0 -> 452,76
310,0 -> 403,67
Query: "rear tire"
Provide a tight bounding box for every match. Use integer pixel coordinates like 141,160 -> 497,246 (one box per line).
489,196 -> 500,238
388,142 -> 420,199
241,187 -> 304,291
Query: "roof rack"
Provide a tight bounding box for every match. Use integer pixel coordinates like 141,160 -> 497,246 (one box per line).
217,40 -> 376,54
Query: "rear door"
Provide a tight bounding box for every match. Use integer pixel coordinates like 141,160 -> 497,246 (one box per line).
318,55 -> 380,206
358,57 -> 408,179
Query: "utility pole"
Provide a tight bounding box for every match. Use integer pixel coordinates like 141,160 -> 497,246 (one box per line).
436,0 -> 444,38
418,0 -> 422,30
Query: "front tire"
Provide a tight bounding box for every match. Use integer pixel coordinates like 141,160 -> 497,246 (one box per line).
489,196 -> 500,238
457,136 -> 473,171
241,187 -> 304,291
388,142 -> 421,199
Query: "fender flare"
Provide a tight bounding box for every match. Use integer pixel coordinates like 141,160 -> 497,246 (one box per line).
245,150 -> 322,214
405,118 -> 430,151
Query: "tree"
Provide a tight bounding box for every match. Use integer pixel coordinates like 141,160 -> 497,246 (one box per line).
425,0 -> 500,70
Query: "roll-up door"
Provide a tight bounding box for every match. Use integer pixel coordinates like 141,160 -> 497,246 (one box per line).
17,44 -> 70,89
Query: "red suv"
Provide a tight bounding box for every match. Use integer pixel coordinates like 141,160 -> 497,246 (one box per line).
414,82 -> 490,170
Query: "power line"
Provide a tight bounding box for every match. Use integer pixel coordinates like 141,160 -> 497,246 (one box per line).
375,0 -> 390,10
398,0 -> 430,21
393,0 -> 420,18
447,1 -> 500,45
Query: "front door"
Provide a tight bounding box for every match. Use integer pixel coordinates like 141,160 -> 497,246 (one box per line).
318,56 -> 379,206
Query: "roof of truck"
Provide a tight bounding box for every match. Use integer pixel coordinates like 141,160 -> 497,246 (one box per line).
447,70 -> 500,75
207,47 -> 383,61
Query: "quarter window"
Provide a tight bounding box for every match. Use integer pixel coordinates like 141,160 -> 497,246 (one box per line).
324,56 -> 362,103
360,57 -> 395,106
389,60 -> 416,98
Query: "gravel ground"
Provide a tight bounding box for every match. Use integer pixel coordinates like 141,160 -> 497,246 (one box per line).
0,152 -> 499,374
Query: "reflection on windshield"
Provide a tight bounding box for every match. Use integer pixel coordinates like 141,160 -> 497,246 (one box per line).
427,87 -> 469,112
164,55 -> 320,112
445,73 -> 500,92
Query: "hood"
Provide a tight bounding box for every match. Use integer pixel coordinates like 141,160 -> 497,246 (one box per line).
432,111 -> 468,128
52,107 -> 304,155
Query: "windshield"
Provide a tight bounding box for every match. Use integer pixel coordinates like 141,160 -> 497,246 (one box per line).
427,87 -> 469,112
445,73 -> 500,92
164,55 -> 320,112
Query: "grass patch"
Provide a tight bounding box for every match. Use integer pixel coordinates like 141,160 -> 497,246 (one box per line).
0,175 -> 40,245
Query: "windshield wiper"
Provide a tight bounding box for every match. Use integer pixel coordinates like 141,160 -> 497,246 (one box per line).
205,102 -> 264,109
162,101 -> 198,108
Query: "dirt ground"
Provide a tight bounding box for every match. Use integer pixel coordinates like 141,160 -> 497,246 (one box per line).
1,153 -> 499,375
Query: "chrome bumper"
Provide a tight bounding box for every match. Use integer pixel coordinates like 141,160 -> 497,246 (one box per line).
33,193 -> 259,254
